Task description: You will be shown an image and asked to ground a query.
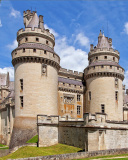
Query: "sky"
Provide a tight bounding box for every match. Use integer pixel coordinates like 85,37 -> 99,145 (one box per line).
0,0 -> 128,88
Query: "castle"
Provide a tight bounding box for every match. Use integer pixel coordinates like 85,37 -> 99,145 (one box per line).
0,10 -> 128,151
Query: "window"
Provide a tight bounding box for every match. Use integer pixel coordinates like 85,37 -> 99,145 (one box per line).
101,65 -> 104,68
44,50 -> 47,54
46,40 -> 48,44
89,91 -> 91,100
25,37 -> 28,42
74,85 -> 76,88
63,83 -> 65,86
110,66 -> 112,69
20,96 -> 23,107
113,57 -> 115,61
42,64 -> 47,75
90,59 -> 92,63
101,104 -> 105,113
77,95 -> 80,101
115,78 -> 118,88
104,56 -> 107,59
20,79 -> 23,90
23,48 -> 25,52
33,49 -> 36,52
115,91 -> 118,100
77,106 -> 81,115
117,67 -> 119,70
96,57 -> 98,60
36,37 -> 39,41
69,84 -> 71,87
93,66 -> 95,69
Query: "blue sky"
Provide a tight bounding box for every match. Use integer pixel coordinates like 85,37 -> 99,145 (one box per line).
0,0 -> 128,88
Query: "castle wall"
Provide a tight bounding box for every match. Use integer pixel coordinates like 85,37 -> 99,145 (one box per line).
85,76 -> 123,121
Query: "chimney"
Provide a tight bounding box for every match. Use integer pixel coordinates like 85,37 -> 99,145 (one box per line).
90,44 -> 93,51
39,15 -> 44,30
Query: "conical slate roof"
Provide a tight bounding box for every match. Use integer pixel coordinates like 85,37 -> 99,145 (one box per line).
27,12 -> 39,30
97,34 -> 111,49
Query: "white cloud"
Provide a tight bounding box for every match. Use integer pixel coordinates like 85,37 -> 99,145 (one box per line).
44,24 -> 59,37
7,40 -> 18,50
75,33 -> 90,48
124,22 -> 128,35
10,8 -> 21,18
0,19 -> 2,27
55,36 -> 88,72
0,67 -> 14,81
124,70 -> 128,89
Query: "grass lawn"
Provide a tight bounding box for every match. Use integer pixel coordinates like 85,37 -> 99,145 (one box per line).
0,144 -> 9,150
26,135 -> 38,143
1,143 -> 82,160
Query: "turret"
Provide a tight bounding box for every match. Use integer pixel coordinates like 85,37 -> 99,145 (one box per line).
10,10 -> 60,148
84,31 -> 124,121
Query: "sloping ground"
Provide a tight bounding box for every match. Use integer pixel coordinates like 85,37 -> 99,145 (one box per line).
1,144 -> 82,160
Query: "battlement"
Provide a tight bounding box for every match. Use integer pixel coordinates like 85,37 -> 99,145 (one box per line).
59,115 -> 83,121
84,113 -> 107,124
17,27 -> 55,41
88,47 -> 120,59
23,10 -> 36,16
37,115 -> 59,124
59,68 -> 83,77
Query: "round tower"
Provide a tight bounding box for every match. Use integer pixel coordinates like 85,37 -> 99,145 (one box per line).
84,31 -> 124,121
10,10 -> 60,148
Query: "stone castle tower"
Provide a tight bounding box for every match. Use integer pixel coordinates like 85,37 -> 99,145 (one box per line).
10,10 -> 60,147
84,31 -> 124,121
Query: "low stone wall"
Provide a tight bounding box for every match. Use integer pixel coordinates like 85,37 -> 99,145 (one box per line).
0,149 -> 10,157
7,148 -> 128,160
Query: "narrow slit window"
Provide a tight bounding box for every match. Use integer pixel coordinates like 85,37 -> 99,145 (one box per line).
20,96 -> 23,107
115,91 -> 118,100
89,91 -> 91,100
20,79 -> 23,90
101,104 -> 105,113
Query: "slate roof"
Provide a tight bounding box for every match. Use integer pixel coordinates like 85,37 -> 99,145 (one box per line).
87,61 -> 122,68
26,13 -> 39,30
16,43 -> 56,54
97,34 -> 111,49
58,77 -> 83,86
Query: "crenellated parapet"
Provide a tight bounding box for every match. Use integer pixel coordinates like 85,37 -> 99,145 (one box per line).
84,64 -> 124,80
59,68 -> 83,80
17,27 -> 55,47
